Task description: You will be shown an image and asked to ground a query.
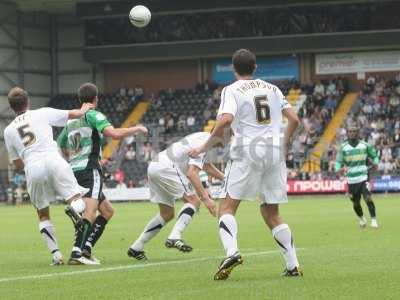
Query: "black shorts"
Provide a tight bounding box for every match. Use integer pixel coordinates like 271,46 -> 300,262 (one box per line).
74,168 -> 106,202
348,181 -> 371,202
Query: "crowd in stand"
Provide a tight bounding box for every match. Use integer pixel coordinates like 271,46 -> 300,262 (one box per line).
332,75 -> 400,176
286,78 -> 347,179
86,4 -> 400,46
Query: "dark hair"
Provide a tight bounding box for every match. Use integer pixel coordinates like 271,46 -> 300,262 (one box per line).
78,83 -> 98,103
232,49 -> 256,76
8,87 -> 28,112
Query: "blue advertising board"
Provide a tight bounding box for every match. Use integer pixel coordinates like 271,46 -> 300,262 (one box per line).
212,55 -> 299,84
372,176 -> 400,192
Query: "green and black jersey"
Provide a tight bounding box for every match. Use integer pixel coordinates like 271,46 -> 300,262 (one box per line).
335,140 -> 379,184
57,109 -> 111,172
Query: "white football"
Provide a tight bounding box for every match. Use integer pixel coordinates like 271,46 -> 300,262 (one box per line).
129,5 -> 151,28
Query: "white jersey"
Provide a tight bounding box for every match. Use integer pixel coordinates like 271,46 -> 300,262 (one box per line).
157,132 -> 210,175
218,79 -> 291,160
4,108 -> 69,165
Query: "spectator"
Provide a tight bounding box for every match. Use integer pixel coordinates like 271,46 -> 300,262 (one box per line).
313,80 -> 325,99
125,145 -> 136,160
127,180 -> 136,188
187,114 -> 196,127
114,168 -> 125,183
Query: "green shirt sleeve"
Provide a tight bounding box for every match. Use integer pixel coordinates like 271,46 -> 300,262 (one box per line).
367,143 -> 379,165
57,127 -> 68,149
86,110 -> 111,133
335,145 -> 344,172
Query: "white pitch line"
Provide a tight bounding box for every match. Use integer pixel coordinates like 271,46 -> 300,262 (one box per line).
0,249 -> 290,284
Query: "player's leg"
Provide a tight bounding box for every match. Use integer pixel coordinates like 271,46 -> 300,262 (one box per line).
128,203 -> 174,260
68,196 -> 98,264
361,181 -> 378,228
260,160 -> 302,276
166,194 -> 200,252
26,161 -> 63,265
349,183 -> 366,227
82,198 -> 115,259
260,204 -> 302,276
37,207 -> 64,265
214,159 -> 257,280
214,194 -> 243,280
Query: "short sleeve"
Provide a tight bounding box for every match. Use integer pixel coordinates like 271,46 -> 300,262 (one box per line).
40,108 -> 69,127
4,129 -> 19,160
217,87 -> 237,118
188,153 -> 207,170
86,110 -> 111,133
276,89 -> 291,111
57,127 -> 68,149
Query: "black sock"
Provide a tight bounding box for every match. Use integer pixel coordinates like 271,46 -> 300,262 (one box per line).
83,215 -> 108,254
73,218 -> 92,255
353,203 -> 363,217
366,201 -> 376,218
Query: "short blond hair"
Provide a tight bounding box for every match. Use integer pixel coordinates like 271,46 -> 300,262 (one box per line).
8,87 -> 28,112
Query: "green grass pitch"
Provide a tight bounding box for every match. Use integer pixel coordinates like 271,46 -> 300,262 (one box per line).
0,194 -> 399,300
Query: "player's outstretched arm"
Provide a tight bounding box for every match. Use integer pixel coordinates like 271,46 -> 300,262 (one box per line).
282,107 -> 300,155
186,165 -> 217,217
203,163 -> 224,181
188,114 -> 233,158
103,125 -> 148,140
68,103 -> 95,119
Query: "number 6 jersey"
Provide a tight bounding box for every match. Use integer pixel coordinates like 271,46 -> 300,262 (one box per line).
218,79 -> 291,160
4,108 -> 69,165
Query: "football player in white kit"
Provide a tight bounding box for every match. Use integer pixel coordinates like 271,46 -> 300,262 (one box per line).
189,49 -> 302,279
127,132 -> 224,260
3,87 -> 94,265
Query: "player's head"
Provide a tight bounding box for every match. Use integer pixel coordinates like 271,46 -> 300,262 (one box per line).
232,49 -> 256,78
8,87 -> 29,114
78,83 -> 98,106
347,125 -> 359,143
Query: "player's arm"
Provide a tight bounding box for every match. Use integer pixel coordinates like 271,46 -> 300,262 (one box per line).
282,107 -> 301,154
103,125 -> 148,139
335,146 -> 346,175
86,110 -> 148,139
367,143 -> 379,171
42,103 -> 94,128
203,163 -> 224,181
4,131 -> 24,170
186,165 -> 216,217
68,103 -> 95,120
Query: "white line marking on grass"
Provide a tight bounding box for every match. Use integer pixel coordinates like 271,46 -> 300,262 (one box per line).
0,249 -> 301,284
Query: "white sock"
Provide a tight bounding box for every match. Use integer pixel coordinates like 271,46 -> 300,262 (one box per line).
219,214 -> 239,257
168,203 -> 197,240
39,220 -> 60,255
131,214 -> 166,251
272,223 -> 299,270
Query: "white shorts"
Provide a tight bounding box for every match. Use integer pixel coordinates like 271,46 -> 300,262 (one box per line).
147,161 -> 195,207
218,158 -> 288,204
25,155 -> 88,210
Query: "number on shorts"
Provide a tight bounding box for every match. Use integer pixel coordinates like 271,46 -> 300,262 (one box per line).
253,95 -> 271,124
17,124 -> 36,147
